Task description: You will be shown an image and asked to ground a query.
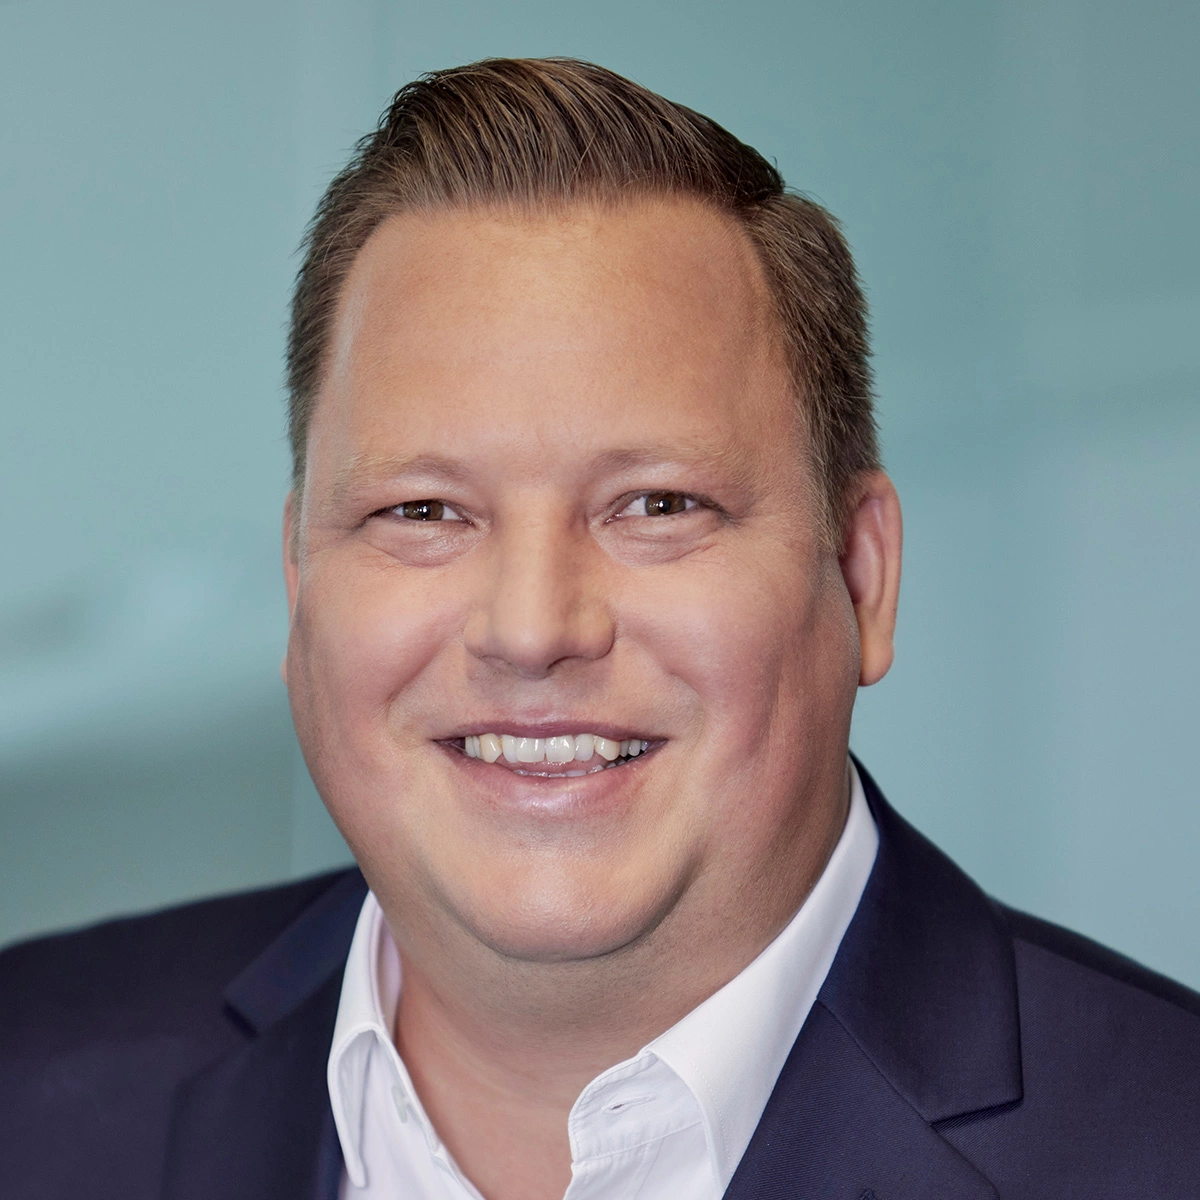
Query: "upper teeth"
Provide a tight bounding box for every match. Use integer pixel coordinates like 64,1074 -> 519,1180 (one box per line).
462,733 -> 648,764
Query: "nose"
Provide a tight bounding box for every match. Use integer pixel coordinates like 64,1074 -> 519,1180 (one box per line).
463,517 -> 615,678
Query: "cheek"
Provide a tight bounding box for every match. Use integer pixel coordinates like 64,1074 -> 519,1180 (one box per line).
287,555 -> 462,750
623,554 -> 856,755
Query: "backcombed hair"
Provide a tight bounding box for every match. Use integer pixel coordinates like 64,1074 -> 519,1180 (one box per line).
286,57 -> 878,546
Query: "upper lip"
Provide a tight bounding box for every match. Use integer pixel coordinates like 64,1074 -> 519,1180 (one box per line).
440,720 -> 659,741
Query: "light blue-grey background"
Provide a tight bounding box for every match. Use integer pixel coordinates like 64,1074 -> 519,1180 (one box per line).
2,0 -> 1198,986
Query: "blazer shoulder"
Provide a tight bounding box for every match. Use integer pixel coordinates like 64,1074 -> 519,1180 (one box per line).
0,868 -> 359,1038
932,904 -> 1200,1191
0,870 -> 361,1199
1001,904 -> 1200,1022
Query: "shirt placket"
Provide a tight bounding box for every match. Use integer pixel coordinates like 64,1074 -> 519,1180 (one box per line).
563,1054 -> 703,1200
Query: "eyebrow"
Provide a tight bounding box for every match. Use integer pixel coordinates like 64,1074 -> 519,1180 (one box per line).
330,452 -> 471,506
589,443 -> 766,494
328,439 -> 768,506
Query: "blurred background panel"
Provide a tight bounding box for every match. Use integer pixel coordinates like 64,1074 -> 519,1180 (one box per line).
2,0 -> 1197,984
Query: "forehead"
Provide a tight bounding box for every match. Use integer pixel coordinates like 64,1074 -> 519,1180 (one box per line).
310,197 -> 799,495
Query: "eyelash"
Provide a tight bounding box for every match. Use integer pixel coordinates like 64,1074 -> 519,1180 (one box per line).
389,499 -> 466,522
380,491 -> 713,524
614,492 -> 702,519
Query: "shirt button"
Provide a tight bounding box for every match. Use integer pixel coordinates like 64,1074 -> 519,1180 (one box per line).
391,1084 -> 410,1124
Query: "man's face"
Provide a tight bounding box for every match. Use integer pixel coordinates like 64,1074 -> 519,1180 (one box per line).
285,198 -> 868,967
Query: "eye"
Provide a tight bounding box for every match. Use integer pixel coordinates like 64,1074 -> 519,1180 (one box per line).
617,491 -> 698,518
394,499 -> 465,522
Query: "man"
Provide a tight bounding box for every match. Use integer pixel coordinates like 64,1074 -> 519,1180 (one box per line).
2,57 -> 1198,1200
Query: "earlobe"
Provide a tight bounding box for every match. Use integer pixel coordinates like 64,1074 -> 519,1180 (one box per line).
839,471 -> 902,687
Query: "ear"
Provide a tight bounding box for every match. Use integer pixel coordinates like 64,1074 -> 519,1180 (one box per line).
839,470 -> 902,687
281,492 -> 299,685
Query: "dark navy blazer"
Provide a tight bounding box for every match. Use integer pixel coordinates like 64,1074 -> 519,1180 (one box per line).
3,766 -> 1200,1198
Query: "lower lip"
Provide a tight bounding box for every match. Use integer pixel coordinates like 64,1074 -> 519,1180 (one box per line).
443,744 -> 657,818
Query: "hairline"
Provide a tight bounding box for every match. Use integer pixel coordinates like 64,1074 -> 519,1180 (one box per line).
290,189 -> 836,540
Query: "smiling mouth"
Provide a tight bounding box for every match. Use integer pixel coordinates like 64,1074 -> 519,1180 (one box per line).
457,732 -> 653,777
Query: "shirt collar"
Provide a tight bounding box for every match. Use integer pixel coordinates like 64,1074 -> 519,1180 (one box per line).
648,761 -> 878,1188
327,891 -> 421,1188
327,760 -> 877,1191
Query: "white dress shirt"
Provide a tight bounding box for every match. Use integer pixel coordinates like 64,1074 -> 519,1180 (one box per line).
329,762 -> 878,1200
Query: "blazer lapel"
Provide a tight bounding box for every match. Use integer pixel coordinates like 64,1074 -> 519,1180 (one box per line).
723,1001 -> 999,1199
725,763 -> 1022,1199
162,869 -> 367,1200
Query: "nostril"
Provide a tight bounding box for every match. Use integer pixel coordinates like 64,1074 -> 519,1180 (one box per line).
462,556 -> 616,675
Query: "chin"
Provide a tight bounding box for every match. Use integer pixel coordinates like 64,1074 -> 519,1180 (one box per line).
449,875 -> 682,965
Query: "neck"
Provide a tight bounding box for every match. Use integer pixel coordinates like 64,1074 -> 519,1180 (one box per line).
392,918 -> 771,1200
386,766 -> 851,1200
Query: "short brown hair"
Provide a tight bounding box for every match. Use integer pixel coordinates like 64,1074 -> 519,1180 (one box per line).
286,57 -> 878,545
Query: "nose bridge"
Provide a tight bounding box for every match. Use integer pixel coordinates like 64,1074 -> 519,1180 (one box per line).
466,508 -> 613,676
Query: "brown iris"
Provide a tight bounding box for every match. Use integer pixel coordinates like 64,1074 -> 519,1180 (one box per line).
643,492 -> 688,516
400,500 -> 445,520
